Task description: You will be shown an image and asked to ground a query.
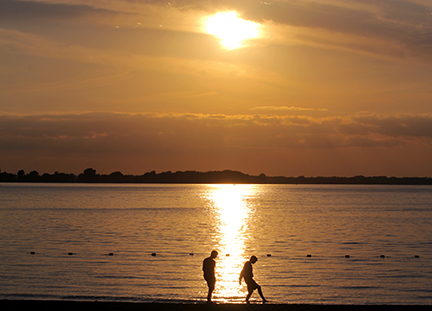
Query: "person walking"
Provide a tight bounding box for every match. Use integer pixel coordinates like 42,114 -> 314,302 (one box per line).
202,250 -> 218,302
239,255 -> 268,303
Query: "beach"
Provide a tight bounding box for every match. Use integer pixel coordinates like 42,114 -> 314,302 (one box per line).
1,300 -> 430,311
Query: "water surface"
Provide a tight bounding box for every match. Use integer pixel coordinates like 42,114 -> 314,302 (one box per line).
0,183 -> 431,304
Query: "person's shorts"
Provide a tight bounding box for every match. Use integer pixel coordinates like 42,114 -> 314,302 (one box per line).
245,279 -> 259,293
205,276 -> 216,290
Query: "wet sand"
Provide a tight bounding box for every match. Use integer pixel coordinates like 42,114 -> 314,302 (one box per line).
1,300 -> 430,311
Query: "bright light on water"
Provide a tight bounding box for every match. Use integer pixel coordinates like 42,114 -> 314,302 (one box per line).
206,185 -> 254,302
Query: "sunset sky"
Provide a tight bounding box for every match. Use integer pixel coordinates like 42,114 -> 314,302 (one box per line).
1,0 -> 432,177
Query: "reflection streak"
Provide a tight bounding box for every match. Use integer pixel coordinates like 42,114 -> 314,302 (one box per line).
207,185 -> 254,302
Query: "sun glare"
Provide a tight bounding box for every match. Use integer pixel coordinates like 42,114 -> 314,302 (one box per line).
205,11 -> 260,50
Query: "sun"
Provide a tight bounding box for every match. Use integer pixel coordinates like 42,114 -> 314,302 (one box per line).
205,11 -> 260,50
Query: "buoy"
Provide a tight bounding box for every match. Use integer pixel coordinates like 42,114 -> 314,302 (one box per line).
307,254 -> 312,257
30,252 -> 35,255
108,253 -> 114,256
380,255 -> 385,258
267,254 -> 272,257
414,255 -> 420,258
68,252 -> 74,256
345,255 -> 350,258
189,253 -> 194,256
151,253 -> 156,256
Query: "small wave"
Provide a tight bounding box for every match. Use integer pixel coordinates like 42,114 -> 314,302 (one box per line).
0,293 -> 203,304
336,286 -> 380,290
94,275 -> 143,280
284,284 -> 322,288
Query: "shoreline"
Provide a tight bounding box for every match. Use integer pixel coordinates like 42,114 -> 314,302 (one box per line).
1,300 -> 430,311
2,169 -> 432,185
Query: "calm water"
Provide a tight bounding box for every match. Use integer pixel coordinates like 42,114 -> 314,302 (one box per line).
0,183 -> 431,305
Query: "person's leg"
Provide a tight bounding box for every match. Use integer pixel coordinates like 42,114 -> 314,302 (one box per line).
257,285 -> 268,302
207,288 -> 213,302
207,279 -> 215,302
246,290 -> 253,302
246,281 -> 256,302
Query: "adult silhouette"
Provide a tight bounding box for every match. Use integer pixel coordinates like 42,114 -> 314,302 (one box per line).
239,255 -> 268,303
202,250 -> 218,302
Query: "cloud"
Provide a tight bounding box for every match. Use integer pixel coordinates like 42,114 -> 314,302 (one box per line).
2,0 -> 431,64
0,0 -> 116,20
189,0 -> 432,62
1,111 -> 432,152
352,114 -> 432,138
251,106 -> 328,112
2,111 -> 432,176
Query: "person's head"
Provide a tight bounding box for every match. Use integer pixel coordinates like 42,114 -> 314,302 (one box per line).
250,255 -> 258,264
211,250 -> 218,258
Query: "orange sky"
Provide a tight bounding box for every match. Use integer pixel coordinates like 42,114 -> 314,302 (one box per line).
1,0 -> 432,177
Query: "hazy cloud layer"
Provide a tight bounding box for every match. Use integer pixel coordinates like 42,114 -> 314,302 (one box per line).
1,112 -> 432,176
2,0 -> 431,61
0,0 -> 114,20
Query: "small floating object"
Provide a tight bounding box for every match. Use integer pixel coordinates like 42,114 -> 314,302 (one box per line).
345,255 -> 350,258
30,252 -> 36,255
151,253 -> 156,256
307,254 -> 312,257
380,255 -> 385,258
108,253 -> 114,256
226,254 -> 230,257
68,252 -> 75,256
267,254 -> 272,257
189,252 -> 194,256
414,255 -> 420,258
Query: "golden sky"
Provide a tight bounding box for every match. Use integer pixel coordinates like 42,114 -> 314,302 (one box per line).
1,0 -> 432,177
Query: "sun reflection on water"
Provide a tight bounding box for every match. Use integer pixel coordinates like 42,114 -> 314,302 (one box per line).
206,184 -> 255,302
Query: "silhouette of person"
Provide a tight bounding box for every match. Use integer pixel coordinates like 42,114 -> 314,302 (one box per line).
239,255 -> 268,303
203,250 -> 218,302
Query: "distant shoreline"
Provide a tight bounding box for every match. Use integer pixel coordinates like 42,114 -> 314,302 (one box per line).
1,300 -> 431,311
1,169 -> 432,185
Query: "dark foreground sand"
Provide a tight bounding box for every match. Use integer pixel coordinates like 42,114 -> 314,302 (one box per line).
1,300 -> 430,311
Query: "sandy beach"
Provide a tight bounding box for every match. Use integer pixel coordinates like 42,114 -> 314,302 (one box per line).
1,300 -> 430,311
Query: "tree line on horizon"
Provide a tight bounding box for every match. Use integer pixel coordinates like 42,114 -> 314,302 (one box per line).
1,168 -> 432,185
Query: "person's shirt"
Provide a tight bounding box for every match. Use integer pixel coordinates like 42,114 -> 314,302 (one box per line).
203,257 -> 216,277
240,261 -> 253,281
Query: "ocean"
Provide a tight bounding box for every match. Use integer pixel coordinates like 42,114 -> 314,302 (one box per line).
0,183 -> 431,305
